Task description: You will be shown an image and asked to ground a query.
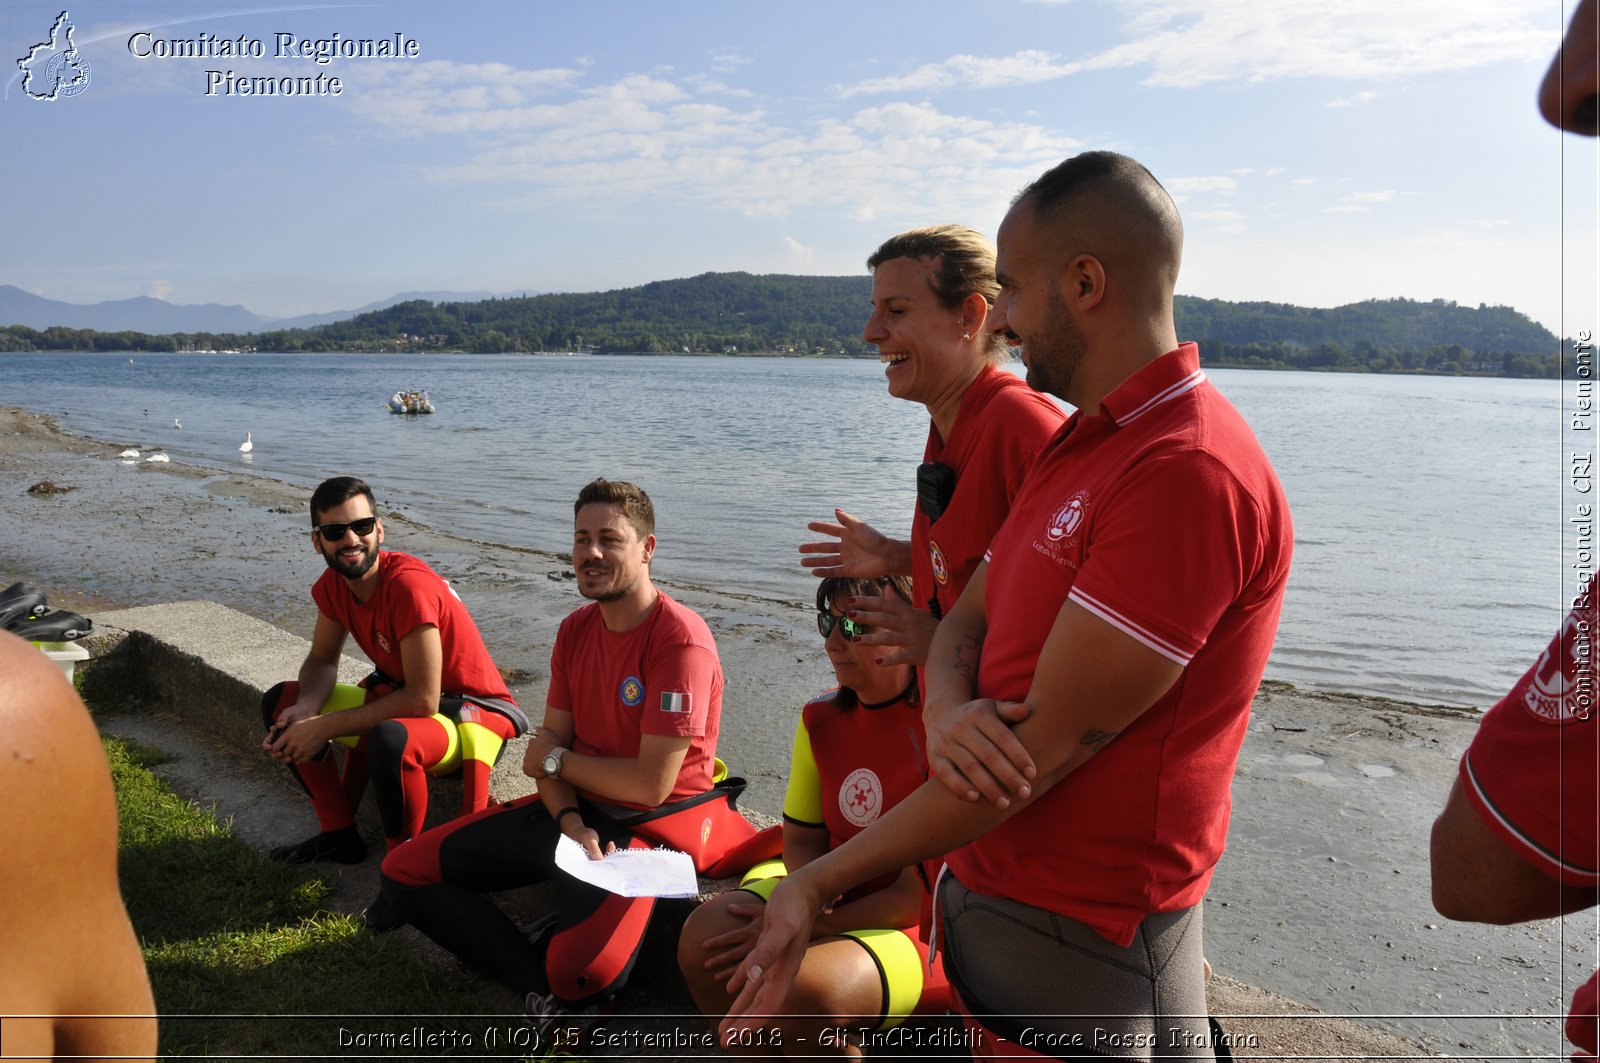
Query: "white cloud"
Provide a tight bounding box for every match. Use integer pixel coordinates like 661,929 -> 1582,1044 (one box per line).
1266,168 -> 1288,177
1085,0 -> 1551,88
1328,90 -> 1380,108
782,236 -> 816,262
1192,210 -> 1244,222
1323,188 -> 1398,213
709,52 -> 752,74
147,279 -> 173,300
1166,175 -> 1239,198
1292,177 -> 1318,185
345,63 -> 1077,222
837,0 -> 1549,97
839,50 -> 1083,97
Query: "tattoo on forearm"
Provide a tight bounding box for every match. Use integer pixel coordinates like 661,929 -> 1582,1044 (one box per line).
1080,729 -> 1119,755
951,635 -> 981,686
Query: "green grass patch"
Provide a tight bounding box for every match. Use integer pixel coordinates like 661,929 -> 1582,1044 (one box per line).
105,736 -> 552,1059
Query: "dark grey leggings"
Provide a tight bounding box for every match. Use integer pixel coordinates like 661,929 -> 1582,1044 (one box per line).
937,873 -> 1214,1061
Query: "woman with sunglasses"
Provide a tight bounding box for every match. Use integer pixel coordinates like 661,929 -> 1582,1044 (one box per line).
678,575 -> 949,1052
800,225 -> 1065,668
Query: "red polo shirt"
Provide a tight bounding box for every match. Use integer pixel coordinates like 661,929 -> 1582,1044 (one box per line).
948,343 -> 1293,946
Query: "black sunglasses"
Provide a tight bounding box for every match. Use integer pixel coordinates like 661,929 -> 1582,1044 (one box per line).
314,516 -> 378,540
816,611 -> 869,639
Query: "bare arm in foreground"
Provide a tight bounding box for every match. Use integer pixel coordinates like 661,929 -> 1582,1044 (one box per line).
0,631 -> 157,1060
1431,777 -> 1599,924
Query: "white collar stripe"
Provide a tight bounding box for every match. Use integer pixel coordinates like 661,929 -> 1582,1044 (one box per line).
1116,369 -> 1206,426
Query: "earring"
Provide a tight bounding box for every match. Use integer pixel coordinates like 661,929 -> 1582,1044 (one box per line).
962,331 -> 972,341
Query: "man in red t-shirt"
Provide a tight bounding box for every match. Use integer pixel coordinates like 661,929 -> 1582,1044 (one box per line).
726,152 -> 1292,1060
262,476 -> 527,863
376,478 -> 752,1014
1431,7 -> 1600,1059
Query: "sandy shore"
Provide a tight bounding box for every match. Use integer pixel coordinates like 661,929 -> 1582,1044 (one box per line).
3,405 -> 1590,1059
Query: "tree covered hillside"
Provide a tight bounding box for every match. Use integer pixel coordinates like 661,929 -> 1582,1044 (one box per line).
0,274 -> 1567,377
310,273 -> 874,355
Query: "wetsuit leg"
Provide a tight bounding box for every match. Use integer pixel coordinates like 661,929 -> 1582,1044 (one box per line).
378,794 -> 563,995
543,829 -> 657,1005
261,681 -> 365,832
378,798 -> 659,1005
453,707 -> 518,817
366,715 -> 456,848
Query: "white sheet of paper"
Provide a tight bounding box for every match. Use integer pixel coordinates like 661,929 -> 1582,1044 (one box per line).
553,834 -> 699,898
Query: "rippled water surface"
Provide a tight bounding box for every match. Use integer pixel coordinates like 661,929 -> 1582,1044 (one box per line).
1,352 -> 1567,706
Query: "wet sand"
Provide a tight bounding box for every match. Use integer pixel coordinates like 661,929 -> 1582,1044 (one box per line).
2,405 -> 1587,1058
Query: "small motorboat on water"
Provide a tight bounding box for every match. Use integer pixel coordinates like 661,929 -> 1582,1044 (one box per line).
388,389 -> 436,415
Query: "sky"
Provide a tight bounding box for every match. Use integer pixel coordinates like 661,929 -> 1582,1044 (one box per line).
1,0 -> 1594,336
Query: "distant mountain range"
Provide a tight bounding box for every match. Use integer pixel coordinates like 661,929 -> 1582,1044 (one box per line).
0,285 -> 535,333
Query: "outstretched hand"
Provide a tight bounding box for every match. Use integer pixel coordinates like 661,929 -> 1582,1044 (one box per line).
799,509 -> 898,579
720,874 -> 822,1045
843,592 -> 939,668
924,697 -> 1036,808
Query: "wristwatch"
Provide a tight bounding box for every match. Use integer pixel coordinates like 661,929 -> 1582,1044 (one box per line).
541,746 -> 568,779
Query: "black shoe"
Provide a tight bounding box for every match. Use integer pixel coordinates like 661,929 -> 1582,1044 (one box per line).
362,890 -> 404,933
269,828 -> 367,864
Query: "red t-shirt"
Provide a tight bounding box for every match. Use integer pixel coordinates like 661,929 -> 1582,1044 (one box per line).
548,592 -> 722,808
1461,579 -> 1600,1059
912,364 -> 1066,619
312,550 -> 513,703
948,344 -> 1293,947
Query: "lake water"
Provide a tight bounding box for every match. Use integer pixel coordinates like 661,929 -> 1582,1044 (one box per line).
0,351 -> 1568,707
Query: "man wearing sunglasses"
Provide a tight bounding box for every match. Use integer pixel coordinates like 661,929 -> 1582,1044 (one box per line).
261,476 -> 527,864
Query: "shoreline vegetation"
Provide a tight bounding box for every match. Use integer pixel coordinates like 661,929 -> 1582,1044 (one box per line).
0,272 -> 1569,378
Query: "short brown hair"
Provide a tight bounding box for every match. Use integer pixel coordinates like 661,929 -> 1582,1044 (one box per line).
309,476 -> 375,525
574,478 -> 655,540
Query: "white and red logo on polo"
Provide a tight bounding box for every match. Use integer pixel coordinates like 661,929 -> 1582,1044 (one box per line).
839,768 -> 884,827
1523,608 -> 1596,723
1047,491 -> 1090,544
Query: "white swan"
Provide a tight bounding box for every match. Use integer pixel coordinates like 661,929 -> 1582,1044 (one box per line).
118,448 -> 139,459
239,432 -> 253,453
146,453 -> 170,463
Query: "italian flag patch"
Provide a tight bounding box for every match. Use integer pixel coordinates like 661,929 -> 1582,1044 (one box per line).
660,691 -> 691,714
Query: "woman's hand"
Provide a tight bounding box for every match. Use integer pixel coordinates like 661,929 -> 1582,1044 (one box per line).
923,697 -> 1036,808
721,873 -> 826,1044
799,509 -> 905,579
844,592 -> 939,668
699,901 -> 766,982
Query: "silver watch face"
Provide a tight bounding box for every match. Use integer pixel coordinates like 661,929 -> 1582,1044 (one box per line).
543,751 -> 560,775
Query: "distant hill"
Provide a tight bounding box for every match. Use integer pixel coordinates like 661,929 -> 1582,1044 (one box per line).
267,290 -> 512,330
1175,295 -> 1556,357
0,273 -> 1567,377
303,272 -> 870,354
0,284 -> 267,334
0,286 -> 533,333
